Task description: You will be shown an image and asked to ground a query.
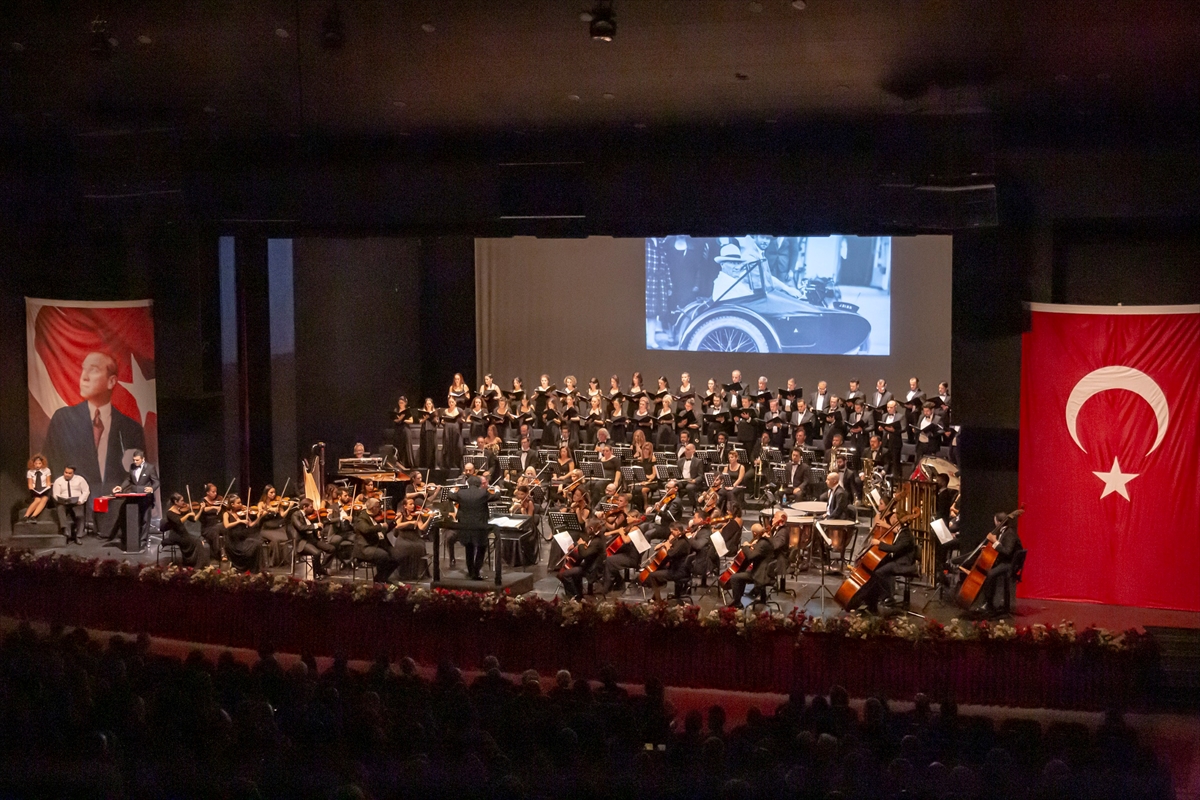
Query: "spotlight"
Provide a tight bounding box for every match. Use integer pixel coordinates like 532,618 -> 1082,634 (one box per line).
321,3 -> 345,49
90,16 -> 112,58
589,2 -> 615,42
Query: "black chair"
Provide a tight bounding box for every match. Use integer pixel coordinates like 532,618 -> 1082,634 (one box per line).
1000,549 -> 1028,612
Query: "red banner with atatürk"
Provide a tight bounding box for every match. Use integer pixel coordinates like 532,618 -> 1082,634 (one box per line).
1019,303 -> 1200,612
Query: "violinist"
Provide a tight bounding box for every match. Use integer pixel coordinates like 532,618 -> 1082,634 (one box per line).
510,483 -> 536,517
632,440 -> 658,511
161,492 -> 211,568
391,396 -> 414,468
716,501 -> 746,554
558,518 -> 606,601
418,398 -> 439,470
849,508 -> 917,614
725,523 -> 774,607
256,485 -> 294,567
197,482 -> 226,560
354,478 -> 381,506
954,511 -> 1022,617
684,504 -> 720,582
647,479 -> 684,541
222,494 -> 263,572
392,497 -> 432,580
677,442 -> 705,508
600,493 -> 639,594
353,497 -> 399,584
288,497 -> 332,578
556,468 -> 585,505
448,372 -> 471,407
642,523 -> 690,602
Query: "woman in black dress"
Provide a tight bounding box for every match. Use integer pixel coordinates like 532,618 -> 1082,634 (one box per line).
222,495 -> 263,572
561,395 -> 581,453
467,396 -> 489,441
533,374 -> 554,416
608,398 -> 629,444
627,371 -> 646,417
442,396 -> 464,472
583,394 -> 606,445
197,482 -> 225,560
541,395 -> 562,447
494,397 -> 515,442
392,395 -> 414,468
633,440 -> 659,511
448,373 -> 471,407
633,396 -> 654,442
418,398 -> 439,470
161,492 -> 211,568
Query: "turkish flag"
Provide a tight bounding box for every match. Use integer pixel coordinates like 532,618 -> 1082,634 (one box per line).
1019,303 -> 1200,612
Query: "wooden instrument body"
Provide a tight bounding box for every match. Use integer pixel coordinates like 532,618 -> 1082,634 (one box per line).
638,545 -> 671,583
833,524 -> 898,608
956,544 -> 999,609
717,549 -> 748,586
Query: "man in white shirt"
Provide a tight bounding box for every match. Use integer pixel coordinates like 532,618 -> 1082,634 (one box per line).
52,465 -> 90,544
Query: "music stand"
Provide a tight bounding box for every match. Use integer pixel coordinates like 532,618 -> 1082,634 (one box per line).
806,521 -> 838,613
575,449 -> 598,464
113,492 -> 152,554
654,465 -> 680,481
580,461 -> 606,479
498,456 -> 519,473
620,466 -> 647,486
547,512 -> 583,569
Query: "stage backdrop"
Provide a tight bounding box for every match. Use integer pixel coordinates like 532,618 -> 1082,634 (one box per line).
26,298 -> 157,496
476,236 -> 951,398
1018,303 -> 1200,612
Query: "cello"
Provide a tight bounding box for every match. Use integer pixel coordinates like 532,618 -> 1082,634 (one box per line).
718,518 -> 781,586
833,500 -> 923,609
955,507 -> 1023,609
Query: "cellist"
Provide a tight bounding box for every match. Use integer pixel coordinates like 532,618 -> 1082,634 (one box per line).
724,523 -> 773,608
953,511 -> 1023,617
847,507 -> 917,614
641,523 -> 690,602
557,518 -> 606,601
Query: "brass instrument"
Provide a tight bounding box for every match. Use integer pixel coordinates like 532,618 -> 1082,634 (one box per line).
861,456 -> 876,506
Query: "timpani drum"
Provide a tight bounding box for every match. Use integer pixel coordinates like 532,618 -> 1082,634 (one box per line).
783,509 -> 815,572
793,501 -> 828,514
821,519 -> 856,560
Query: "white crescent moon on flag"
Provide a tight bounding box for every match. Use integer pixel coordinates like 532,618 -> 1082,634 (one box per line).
1065,366 -> 1169,455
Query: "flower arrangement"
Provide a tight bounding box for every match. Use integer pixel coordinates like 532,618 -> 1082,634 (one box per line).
0,547 -> 1150,653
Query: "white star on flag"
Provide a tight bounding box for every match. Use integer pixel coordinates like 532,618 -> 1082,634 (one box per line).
1092,457 -> 1138,501
119,354 -> 157,426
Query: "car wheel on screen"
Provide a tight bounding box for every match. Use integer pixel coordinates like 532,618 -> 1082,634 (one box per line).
684,316 -> 771,353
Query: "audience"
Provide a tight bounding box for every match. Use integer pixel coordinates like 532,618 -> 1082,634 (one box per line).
0,622 -> 1172,799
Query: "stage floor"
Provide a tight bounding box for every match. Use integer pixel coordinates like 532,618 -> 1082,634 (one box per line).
27,534 -> 1200,633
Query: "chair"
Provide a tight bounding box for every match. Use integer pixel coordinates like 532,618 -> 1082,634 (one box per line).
1001,549 -> 1028,612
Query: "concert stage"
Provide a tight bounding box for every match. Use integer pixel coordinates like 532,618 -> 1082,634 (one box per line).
2,542 -> 1193,713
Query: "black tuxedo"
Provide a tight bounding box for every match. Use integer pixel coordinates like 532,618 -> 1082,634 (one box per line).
870,390 -> 894,410
480,450 -> 502,483
877,413 -> 906,476
649,497 -> 685,540
854,525 -> 918,611
783,459 -> 811,500
116,461 -> 159,544
727,537 -> 775,604
449,482 -> 496,578
821,484 -> 854,521
516,449 -> 540,473
677,456 -> 705,505
821,407 -> 848,449
44,400 -> 146,493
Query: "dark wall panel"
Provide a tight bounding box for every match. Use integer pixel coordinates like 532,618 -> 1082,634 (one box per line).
292,238 -> 422,465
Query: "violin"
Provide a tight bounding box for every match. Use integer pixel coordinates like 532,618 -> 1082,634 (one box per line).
373,508 -> 397,523
561,476 -> 585,496
650,489 -> 678,513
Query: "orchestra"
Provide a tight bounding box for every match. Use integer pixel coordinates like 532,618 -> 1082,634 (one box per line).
64,368 -> 1021,620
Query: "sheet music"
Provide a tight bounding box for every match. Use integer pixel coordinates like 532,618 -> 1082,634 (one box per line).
931,518 -> 954,545
627,528 -> 652,553
711,535 -> 728,557
814,521 -> 832,546
553,531 -> 575,552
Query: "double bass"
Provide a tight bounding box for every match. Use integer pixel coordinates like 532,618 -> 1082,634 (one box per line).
955,507 -> 1024,609
833,498 -> 922,609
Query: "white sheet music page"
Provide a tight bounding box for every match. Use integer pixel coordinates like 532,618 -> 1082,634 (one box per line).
553,531 -> 575,552
627,528 -> 652,553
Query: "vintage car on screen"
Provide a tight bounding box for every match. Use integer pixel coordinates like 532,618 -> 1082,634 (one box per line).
670,256 -> 872,354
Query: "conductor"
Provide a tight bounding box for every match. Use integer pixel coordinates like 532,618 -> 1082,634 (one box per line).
449,475 -> 497,581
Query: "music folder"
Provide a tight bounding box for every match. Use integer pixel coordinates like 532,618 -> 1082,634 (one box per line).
553,531 -> 575,553
931,518 -> 954,545
627,528 -> 652,554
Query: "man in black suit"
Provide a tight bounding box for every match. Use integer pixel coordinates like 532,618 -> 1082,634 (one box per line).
449,475 -> 496,580
113,449 -> 159,546
647,479 -> 684,541
783,447 -> 811,502
877,400 -> 906,479
820,396 -> 848,450
852,510 -> 917,613
516,436 -> 539,473
558,519 -> 606,600
677,443 -> 705,508
353,498 -> 398,583
820,472 -> 854,521
43,351 -> 146,493
973,513 -> 1024,616
870,379 -> 894,411
725,523 -> 774,607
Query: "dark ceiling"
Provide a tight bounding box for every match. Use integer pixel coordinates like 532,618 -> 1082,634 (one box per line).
2,0 -> 1198,140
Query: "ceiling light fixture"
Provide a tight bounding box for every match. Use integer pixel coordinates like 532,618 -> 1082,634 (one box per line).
275,27 -> 290,39
589,1 -> 615,42
791,0 -> 807,8
137,34 -> 152,45
321,4 -> 345,49
421,22 -> 436,33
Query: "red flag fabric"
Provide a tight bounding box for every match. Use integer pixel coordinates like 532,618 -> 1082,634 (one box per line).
1018,303 -> 1200,612
26,298 -> 157,491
